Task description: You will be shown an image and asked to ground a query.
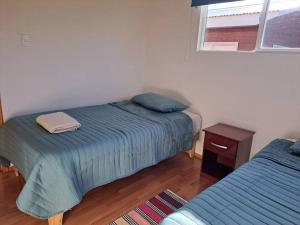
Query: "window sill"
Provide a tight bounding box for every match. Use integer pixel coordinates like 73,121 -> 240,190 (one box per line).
197,49 -> 300,55
256,48 -> 300,54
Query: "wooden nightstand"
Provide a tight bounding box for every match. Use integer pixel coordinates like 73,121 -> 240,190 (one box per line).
201,123 -> 255,179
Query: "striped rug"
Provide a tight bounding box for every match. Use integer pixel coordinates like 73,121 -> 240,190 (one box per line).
109,189 -> 187,225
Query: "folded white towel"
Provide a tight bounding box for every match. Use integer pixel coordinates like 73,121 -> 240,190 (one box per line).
36,112 -> 81,134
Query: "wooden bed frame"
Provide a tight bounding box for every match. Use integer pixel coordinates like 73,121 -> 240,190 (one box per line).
0,99 -> 200,225
49,133 -> 200,225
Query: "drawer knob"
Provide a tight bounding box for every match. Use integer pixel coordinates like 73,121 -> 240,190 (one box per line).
210,142 -> 228,150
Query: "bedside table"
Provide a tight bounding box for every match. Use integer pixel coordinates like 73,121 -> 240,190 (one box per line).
201,123 -> 255,179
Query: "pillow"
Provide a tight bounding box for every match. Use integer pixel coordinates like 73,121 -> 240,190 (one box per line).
132,93 -> 188,113
290,140 -> 300,155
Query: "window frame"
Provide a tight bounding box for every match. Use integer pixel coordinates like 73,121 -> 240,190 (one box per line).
203,41 -> 239,51
198,0 -> 300,53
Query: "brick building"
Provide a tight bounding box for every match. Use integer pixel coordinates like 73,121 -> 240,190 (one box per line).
206,25 -> 259,51
263,11 -> 300,48
204,7 -> 299,51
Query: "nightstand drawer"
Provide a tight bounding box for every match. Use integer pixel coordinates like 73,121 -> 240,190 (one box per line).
204,133 -> 238,159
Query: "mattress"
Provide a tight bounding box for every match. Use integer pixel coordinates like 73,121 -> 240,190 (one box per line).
0,100 -> 194,219
183,110 -> 201,135
161,139 -> 300,225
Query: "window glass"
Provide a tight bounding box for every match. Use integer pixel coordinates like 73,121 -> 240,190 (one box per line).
262,0 -> 300,49
203,0 -> 264,51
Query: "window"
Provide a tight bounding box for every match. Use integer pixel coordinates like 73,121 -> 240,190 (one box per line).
262,0 -> 300,49
198,0 -> 300,52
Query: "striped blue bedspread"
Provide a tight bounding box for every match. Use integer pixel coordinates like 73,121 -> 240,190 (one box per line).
0,101 -> 193,219
161,139 -> 300,225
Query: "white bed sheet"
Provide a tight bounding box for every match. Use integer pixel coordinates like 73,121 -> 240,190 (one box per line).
183,110 -> 202,135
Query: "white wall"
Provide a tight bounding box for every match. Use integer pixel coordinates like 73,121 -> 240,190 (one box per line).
1,0 -> 300,156
144,0 -> 300,156
0,0 -> 147,120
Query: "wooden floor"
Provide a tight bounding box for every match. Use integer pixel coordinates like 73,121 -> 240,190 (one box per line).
0,153 -> 217,225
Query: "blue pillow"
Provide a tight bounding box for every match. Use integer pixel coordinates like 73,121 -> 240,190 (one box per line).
290,140 -> 300,155
132,93 -> 188,113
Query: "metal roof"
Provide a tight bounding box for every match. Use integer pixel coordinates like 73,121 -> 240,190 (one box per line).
208,0 -> 300,18
208,4 -> 263,17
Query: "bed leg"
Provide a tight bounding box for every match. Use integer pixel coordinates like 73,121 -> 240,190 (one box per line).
187,149 -> 195,158
48,213 -> 63,225
13,167 -> 20,177
186,140 -> 196,158
186,132 -> 200,158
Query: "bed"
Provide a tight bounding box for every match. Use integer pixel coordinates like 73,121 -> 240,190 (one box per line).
161,139 -> 300,225
0,100 -> 201,225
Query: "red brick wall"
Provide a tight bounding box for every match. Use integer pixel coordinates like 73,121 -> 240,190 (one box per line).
206,26 -> 259,51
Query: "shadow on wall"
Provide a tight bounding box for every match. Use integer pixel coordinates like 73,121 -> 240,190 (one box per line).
144,86 -> 203,116
2,90 -> 133,121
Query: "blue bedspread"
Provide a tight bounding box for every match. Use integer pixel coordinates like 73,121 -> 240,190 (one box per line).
0,101 -> 193,219
161,139 -> 300,225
